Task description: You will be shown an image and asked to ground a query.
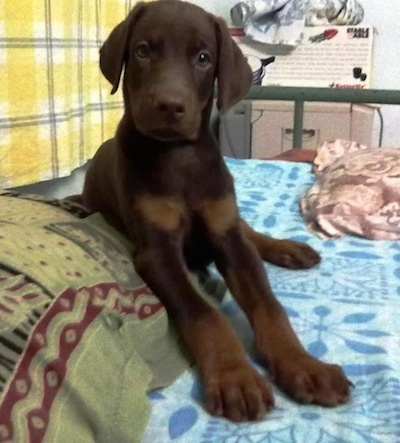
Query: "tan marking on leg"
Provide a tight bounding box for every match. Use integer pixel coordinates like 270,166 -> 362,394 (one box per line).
202,195 -> 238,234
136,195 -> 185,231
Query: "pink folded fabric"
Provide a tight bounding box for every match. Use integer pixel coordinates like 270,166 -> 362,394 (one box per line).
301,139 -> 400,240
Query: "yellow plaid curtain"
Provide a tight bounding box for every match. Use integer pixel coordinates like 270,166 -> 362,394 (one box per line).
0,0 -> 151,187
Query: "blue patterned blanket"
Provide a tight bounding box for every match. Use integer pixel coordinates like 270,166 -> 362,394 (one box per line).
143,158 -> 400,443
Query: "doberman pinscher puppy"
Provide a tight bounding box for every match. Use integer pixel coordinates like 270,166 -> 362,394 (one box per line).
83,0 -> 351,422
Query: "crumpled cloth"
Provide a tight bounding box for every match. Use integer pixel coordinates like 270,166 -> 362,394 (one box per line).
300,140 -> 400,240
231,0 -> 364,46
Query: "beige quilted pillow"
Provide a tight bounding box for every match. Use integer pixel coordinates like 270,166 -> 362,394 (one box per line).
301,141 -> 400,239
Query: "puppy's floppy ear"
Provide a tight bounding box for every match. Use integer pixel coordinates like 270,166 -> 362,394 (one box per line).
100,2 -> 146,94
214,17 -> 253,113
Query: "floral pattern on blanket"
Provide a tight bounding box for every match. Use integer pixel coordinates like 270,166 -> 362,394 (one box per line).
144,158 -> 400,443
301,140 -> 400,239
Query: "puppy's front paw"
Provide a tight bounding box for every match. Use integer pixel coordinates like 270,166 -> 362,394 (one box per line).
272,355 -> 352,407
268,239 -> 321,269
205,364 -> 274,422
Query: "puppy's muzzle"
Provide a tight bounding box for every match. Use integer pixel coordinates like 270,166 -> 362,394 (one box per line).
131,86 -> 201,141
155,94 -> 186,123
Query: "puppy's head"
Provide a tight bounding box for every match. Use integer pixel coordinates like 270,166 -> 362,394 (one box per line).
100,0 -> 252,141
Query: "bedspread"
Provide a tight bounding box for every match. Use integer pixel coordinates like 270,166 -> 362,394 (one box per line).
0,193 -> 225,443
1,158 -> 400,442
144,158 -> 400,443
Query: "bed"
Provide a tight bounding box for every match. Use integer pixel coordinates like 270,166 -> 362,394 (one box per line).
3,0 -> 400,439
1,87 -> 400,442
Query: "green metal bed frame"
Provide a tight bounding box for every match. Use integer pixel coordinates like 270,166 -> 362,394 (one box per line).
245,86 -> 400,149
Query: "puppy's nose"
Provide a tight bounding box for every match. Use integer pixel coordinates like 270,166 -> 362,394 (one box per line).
156,97 -> 186,119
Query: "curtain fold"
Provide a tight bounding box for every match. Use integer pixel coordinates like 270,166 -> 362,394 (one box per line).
0,0 -> 149,187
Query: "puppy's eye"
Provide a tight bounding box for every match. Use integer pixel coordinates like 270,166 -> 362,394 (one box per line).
196,51 -> 211,67
136,43 -> 150,59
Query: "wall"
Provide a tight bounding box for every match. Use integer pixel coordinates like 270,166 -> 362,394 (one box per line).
363,2 -> 400,146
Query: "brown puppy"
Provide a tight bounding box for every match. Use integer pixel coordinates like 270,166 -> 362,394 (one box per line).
83,0 -> 351,422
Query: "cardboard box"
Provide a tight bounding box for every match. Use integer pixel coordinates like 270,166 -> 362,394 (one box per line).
231,25 -> 373,89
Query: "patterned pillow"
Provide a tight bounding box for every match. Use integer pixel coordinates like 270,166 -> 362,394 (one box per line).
301,141 -> 400,239
0,193 -> 226,442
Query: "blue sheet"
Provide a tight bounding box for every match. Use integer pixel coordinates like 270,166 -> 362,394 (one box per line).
143,158 -> 400,442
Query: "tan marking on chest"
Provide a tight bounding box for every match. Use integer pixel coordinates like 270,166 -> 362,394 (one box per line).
137,196 -> 185,231
201,195 -> 238,234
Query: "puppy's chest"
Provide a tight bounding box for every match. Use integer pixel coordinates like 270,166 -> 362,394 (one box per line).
138,148 -> 232,203
131,149 -> 237,237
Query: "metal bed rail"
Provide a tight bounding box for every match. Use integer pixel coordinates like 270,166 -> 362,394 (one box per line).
245,86 -> 400,149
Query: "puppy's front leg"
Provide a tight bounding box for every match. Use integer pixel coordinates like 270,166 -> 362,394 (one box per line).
241,219 -> 321,269
202,196 -> 351,407
131,222 -> 273,421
